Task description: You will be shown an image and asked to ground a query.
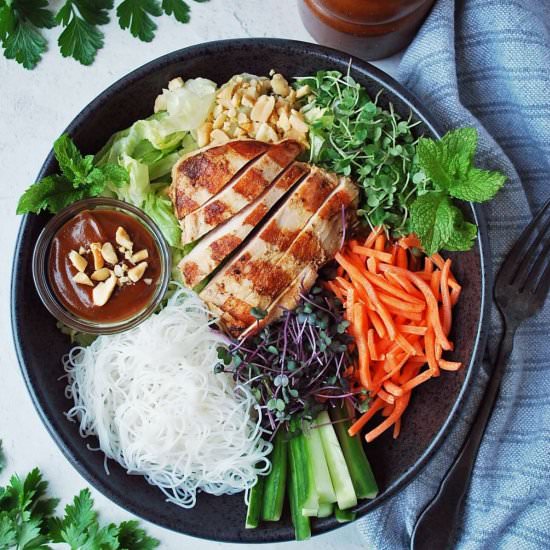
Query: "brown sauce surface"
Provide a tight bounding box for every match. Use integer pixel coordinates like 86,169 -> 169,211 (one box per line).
48,209 -> 161,323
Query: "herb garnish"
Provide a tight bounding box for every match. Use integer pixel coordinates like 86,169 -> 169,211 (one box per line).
295,70 -> 423,234
410,128 -> 506,254
0,0 -> 207,69
296,71 -> 506,255
0,467 -> 159,549
217,287 -> 363,434
16,134 -> 128,215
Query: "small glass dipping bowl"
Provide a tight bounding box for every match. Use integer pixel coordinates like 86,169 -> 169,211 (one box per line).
32,197 -> 171,335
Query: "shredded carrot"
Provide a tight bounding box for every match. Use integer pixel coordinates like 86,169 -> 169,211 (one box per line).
439,359 -> 462,371
440,259 -> 453,336
330,233 -> 462,444
354,303 -> 371,390
375,234 -> 386,251
352,244 -> 393,263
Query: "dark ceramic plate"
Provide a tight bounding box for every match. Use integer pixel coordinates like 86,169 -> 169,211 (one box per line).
11,39 -> 490,543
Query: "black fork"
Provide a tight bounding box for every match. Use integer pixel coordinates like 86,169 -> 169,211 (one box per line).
410,198 -> 550,550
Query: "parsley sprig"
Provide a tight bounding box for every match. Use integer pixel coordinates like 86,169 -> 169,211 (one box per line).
16,133 -> 128,215
0,467 -> 159,549
0,0 -> 207,69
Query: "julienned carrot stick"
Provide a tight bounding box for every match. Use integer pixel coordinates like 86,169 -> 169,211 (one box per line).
329,230 -> 461,444
354,303 -> 371,389
440,259 -> 452,336
380,265 -> 451,351
365,393 -> 411,443
348,397 -> 385,436
335,253 -> 396,340
352,245 -> 393,264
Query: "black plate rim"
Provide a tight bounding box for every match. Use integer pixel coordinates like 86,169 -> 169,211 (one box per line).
10,38 -> 491,543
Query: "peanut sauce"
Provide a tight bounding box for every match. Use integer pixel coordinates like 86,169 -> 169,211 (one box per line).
48,209 -> 161,323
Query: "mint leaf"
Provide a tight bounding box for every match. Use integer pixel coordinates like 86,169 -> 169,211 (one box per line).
416,128 -> 478,191
409,193 -> 455,255
17,174 -> 84,214
53,134 -> 95,186
443,208 -> 478,251
448,166 -> 506,202
162,0 -> 190,22
116,0 -> 162,42
17,134 -> 128,214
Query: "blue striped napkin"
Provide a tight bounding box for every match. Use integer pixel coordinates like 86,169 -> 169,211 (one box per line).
357,0 -> 550,547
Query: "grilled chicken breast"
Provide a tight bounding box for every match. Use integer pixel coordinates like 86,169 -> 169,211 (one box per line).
179,162 -> 310,288
180,139 -> 302,244
200,175 -> 358,337
170,139 -> 269,218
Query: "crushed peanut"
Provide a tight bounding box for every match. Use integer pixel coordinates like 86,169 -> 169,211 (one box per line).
66,225 -> 152,308
195,72 -> 309,147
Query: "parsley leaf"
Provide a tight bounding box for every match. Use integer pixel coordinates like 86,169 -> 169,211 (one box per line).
116,0 -> 162,42
0,0 -> 56,69
16,134 -> 129,215
0,468 -> 159,549
118,520 -> 160,549
161,0 -> 189,23
56,0 -> 111,65
0,468 -> 59,550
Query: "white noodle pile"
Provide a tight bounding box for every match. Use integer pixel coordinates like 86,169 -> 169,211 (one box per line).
63,286 -> 272,508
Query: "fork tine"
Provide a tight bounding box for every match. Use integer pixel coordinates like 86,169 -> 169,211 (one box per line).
524,237 -> 550,292
515,214 -> 550,289
498,198 -> 550,286
534,259 -> 550,302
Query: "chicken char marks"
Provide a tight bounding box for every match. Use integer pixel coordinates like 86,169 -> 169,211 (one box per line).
170,139 -> 269,218
178,139 -> 302,244
169,138 -> 358,338
179,162 -> 311,288
199,174 -> 358,337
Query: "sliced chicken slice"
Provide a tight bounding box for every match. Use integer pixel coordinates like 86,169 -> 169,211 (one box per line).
180,139 -> 302,244
170,139 -> 269,218
179,162 -> 310,288
198,166 -> 340,298
201,177 -> 358,337
239,264 -> 318,340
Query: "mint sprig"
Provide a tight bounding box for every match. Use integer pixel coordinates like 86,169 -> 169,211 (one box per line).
16,134 -> 128,215
410,128 -> 506,254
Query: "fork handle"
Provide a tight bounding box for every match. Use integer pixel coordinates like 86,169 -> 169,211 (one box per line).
410,326 -> 516,550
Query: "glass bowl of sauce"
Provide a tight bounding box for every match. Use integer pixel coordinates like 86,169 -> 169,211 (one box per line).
33,198 -> 171,334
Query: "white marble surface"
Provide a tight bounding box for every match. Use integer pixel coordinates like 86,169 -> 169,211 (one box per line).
0,2 -> 401,548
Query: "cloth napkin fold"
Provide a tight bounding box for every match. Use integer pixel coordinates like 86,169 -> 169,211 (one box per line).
357,0 -> 550,548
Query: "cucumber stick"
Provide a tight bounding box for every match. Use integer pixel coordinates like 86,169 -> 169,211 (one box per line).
262,430 -> 288,522
245,475 -> 265,529
316,502 -> 334,518
289,421 -> 318,516
288,429 -> 311,540
316,411 -> 357,510
330,405 -> 379,499
304,424 -> 337,506
335,505 -> 356,523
